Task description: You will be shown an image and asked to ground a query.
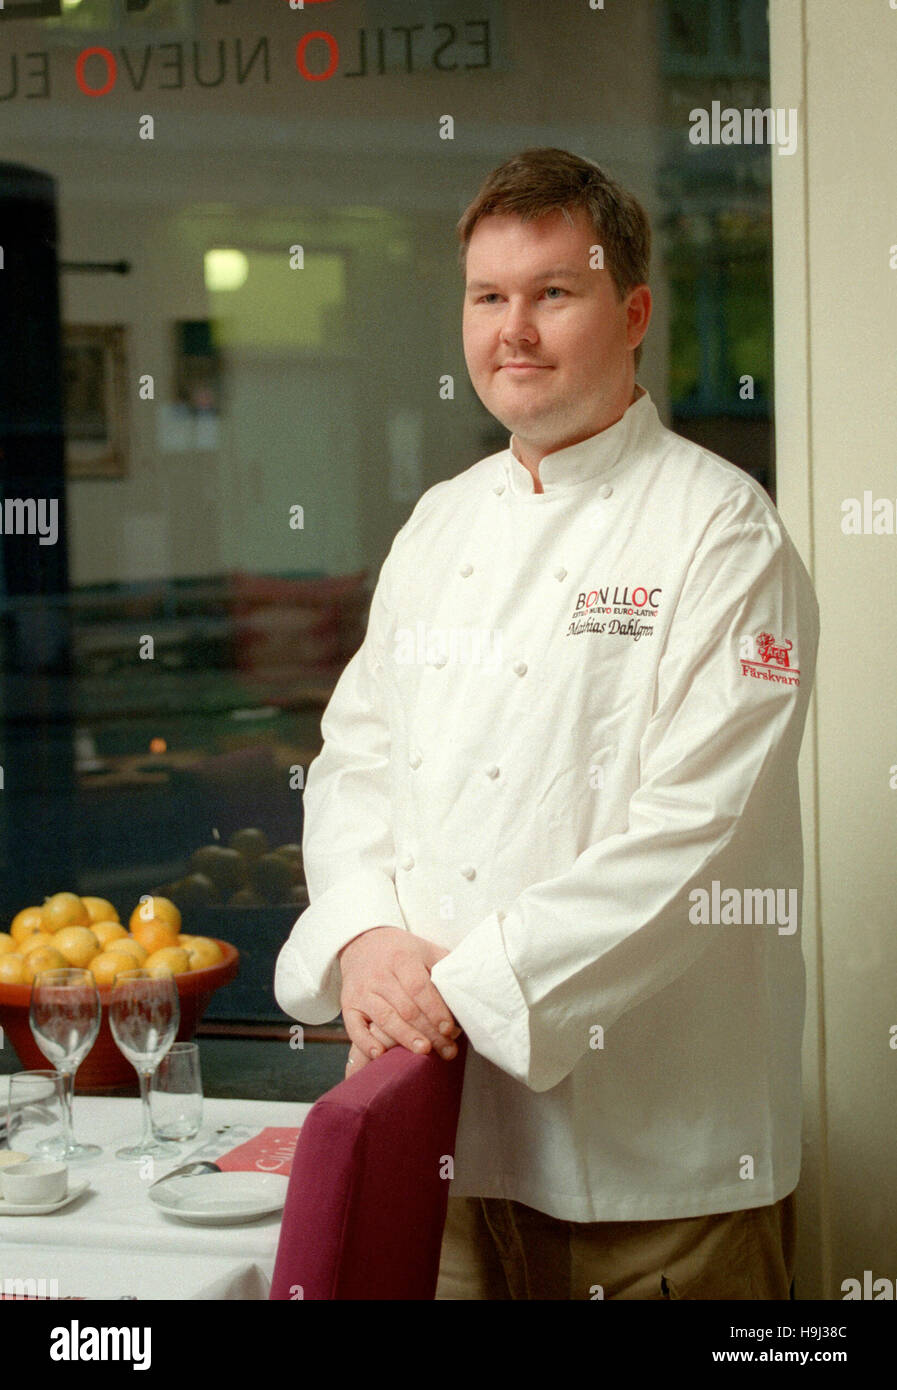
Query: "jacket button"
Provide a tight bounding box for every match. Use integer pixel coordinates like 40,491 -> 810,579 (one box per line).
512,660 -> 527,676
459,563 -> 473,577
460,864 -> 476,880
485,764 -> 499,779
600,483 -> 613,499
409,753 -> 422,769
493,483 -> 506,496
554,567 -> 567,582
400,854 -> 414,871
431,653 -> 447,668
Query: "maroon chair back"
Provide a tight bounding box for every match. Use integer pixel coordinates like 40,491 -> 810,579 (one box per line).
269,1036 -> 468,1301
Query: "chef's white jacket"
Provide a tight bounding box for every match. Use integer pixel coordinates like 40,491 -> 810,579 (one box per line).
274,387 -> 819,1222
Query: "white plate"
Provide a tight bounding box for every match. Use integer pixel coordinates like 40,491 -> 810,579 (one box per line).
148,1171 -> 289,1225
0,1180 -> 90,1216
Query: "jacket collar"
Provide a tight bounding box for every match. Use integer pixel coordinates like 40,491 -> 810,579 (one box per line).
504,386 -> 657,496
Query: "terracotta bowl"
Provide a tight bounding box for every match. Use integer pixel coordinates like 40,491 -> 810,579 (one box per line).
0,940 -> 239,1092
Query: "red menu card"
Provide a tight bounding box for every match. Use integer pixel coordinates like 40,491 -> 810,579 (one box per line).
215,1127 -> 301,1176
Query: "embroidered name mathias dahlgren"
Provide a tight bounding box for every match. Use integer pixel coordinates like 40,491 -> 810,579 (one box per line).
567,615 -> 654,640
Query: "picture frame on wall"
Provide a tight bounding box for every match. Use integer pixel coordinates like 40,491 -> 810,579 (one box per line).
63,324 -> 129,479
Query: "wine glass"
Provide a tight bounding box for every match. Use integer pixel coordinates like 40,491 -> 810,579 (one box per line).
109,969 -> 180,1160
28,967 -> 102,1160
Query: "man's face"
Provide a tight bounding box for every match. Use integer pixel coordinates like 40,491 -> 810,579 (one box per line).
462,209 -> 650,461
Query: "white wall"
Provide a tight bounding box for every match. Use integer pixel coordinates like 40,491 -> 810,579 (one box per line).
771,0 -> 897,1300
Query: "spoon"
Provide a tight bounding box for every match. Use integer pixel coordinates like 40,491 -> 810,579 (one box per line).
149,1160 -> 221,1189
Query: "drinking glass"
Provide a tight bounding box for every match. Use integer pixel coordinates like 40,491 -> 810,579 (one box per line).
108,969 -> 180,1160
150,1042 -> 203,1142
6,1071 -> 67,1160
29,967 -> 102,1160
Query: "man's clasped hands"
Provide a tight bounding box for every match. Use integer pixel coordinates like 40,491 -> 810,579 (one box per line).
338,926 -> 462,1080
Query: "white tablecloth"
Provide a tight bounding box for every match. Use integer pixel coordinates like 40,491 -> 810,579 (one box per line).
0,1096 -> 312,1300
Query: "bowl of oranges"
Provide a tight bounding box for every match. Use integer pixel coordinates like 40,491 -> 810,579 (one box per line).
0,892 -> 239,1090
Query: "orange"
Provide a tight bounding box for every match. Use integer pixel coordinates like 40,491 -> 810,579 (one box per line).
23,946 -> 68,983
10,906 -> 47,944
0,953 -> 26,985
186,937 -> 223,971
144,946 -> 191,978
80,896 -> 119,925
92,920 -> 129,949
129,896 -> 181,935
0,932 -> 17,956
177,934 -> 197,948
89,950 -> 139,988
54,926 -> 100,968
21,932 -> 58,957
113,936 -> 148,965
42,892 -> 90,932
130,917 -> 179,956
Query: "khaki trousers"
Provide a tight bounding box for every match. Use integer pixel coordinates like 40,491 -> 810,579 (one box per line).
435,1190 -> 796,1300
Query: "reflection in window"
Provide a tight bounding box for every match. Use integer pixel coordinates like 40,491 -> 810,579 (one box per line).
0,0 -> 778,1037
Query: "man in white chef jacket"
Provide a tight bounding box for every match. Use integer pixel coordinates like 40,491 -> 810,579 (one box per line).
275,148 -> 819,1300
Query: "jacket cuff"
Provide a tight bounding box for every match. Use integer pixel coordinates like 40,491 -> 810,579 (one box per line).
429,912 -> 533,1086
273,869 -> 406,1025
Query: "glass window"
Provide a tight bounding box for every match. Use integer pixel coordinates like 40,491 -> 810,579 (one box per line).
0,0 -> 775,1051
